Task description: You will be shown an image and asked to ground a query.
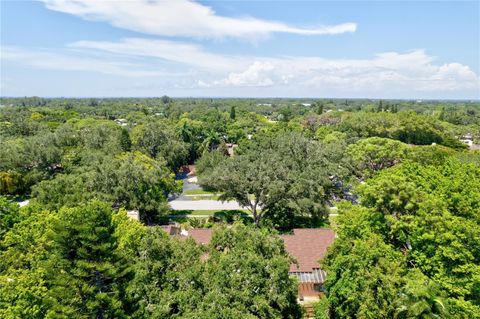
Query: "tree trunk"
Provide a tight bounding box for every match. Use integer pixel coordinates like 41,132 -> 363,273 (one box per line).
252,205 -> 259,224
251,196 -> 261,225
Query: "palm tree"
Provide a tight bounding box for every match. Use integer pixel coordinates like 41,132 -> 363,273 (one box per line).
395,271 -> 448,319
199,130 -> 223,154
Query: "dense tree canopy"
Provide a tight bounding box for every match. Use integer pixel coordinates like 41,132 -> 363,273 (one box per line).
347,137 -> 410,177
321,158 -> 480,319
0,202 -> 140,318
198,132 -> 350,229
128,223 -> 301,319
32,152 -> 181,222
131,121 -> 188,170
1,202 -> 301,319
1,97 -> 479,318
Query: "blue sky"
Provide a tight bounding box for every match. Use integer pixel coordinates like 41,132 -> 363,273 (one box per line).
1,0 -> 479,99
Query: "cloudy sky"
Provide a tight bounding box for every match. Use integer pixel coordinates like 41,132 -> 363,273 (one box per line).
1,0 -> 479,99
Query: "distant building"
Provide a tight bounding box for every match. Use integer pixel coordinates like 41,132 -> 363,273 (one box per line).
114,118 -> 128,126
165,226 -> 335,301
226,143 -> 238,157
179,165 -> 196,176
126,210 -> 139,221
459,133 -> 480,150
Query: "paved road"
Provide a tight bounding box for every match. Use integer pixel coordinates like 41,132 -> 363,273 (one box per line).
169,199 -> 244,210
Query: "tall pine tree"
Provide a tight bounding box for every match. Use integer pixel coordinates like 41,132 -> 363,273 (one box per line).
47,202 -> 130,318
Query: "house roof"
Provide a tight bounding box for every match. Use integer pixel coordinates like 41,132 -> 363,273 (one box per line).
182,228 -> 213,245
290,269 -> 327,283
166,227 -> 335,275
179,165 -> 196,176
160,224 -> 181,236
280,229 -> 335,273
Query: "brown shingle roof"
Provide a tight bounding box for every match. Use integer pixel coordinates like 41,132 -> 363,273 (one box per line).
183,228 -> 213,245
164,227 -> 335,273
281,229 -> 335,273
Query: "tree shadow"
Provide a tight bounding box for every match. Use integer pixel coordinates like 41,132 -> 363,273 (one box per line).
213,210 -> 253,223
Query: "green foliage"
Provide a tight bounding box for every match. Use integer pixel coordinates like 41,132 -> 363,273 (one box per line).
73,118 -> 125,153
46,202 -> 132,318
323,158 -> 480,318
0,171 -> 25,194
279,106 -> 293,122
126,226 -> 203,318
336,111 -> 465,148
93,152 -> 181,222
195,148 -> 228,177
395,270 -> 449,319
0,132 -> 62,194
0,197 -> 20,241
359,159 -> 480,221
31,171 -> 93,210
313,101 -> 324,115
324,234 -> 405,318
1,97 -> 479,318
0,206 -> 58,318
0,201 -> 146,318
176,117 -> 209,161
32,152 -> 180,221
120,128 -> 132,151
131,120 -> 188,170
347,137 -> 410,177
314,297 -> 329,319
199,132 -> 349,229
408,144 -> 457,166
230,105 -> 236,120
161,95 -> 172,104
128,223 -> 301,319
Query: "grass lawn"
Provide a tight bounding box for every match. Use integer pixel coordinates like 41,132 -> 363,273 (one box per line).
168,209 -> 254,223
183,189 -> 219,195
170,209 -> 251,216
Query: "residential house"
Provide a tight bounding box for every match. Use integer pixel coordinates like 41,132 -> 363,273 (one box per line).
459,133 -> 480,150
168,226 -> 335,301
280,229 -> 335,301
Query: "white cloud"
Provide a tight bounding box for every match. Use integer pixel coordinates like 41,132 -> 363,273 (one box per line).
212,61 -> 275,87
197,50 -> 480,95
2,41 -> 479,98
1,46 -> 168,77
70,38 -> 247,72
40,0 -> 356,39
